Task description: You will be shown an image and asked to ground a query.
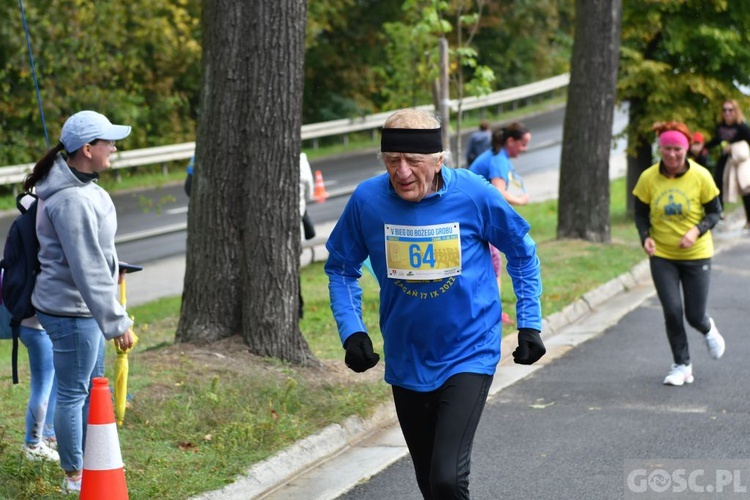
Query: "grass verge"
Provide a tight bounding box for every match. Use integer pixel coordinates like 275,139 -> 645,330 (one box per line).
0,176 -> 646,499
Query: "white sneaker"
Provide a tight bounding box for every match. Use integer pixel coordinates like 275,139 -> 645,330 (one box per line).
705,318 -> 725,360
44,437 -> 57,451
61,475 -> 82,495
24,441 -> 60,462
664,364 -> 694,386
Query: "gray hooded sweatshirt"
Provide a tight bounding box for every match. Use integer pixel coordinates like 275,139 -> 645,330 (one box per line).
31,155 -> 132,340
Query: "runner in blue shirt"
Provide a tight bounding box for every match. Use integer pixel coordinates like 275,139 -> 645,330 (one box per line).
470,122 -> 532,325
325,108 -> 545,498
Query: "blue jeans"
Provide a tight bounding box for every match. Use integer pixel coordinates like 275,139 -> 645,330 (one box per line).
36,312 -> 105,473
19,325 -> 57,446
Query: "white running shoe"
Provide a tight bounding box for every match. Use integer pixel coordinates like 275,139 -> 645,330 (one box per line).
44,437 -> 57,451
705,318 -> 725,360
61,475 -> 82,495
24,441 -> 60,462
663,363 -> 694,386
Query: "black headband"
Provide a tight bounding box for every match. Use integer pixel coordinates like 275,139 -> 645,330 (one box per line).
381,127 -> 443,153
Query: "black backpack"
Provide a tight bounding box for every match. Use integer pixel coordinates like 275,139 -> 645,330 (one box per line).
0,193 -> 40,384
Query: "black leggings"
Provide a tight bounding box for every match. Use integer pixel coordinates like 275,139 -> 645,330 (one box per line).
650,257 -> 712,365
392,373 -> 493,500
713,155 -> 728,205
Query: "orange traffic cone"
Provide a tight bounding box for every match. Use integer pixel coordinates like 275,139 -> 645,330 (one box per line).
313,170 -> 329,202
81,377 -> 128,500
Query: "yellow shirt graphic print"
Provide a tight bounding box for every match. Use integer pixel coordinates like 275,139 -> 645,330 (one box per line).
385,223 -> 462,280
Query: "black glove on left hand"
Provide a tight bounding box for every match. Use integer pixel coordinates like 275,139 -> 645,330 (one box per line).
344,332 -> 380,373
512,328 -> 546,365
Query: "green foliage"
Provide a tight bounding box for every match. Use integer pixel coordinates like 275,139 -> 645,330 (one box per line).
1,0 -> 576,156
0,0 -> 202,165
464,64 -> 495,97
372,18 -> 441,109
472,0 -> 574,89
302,0 -> 574,121
619,0 -> 750,156
302,0 -> 405,122
373,0 -> 498,110
305,0 -> 356,50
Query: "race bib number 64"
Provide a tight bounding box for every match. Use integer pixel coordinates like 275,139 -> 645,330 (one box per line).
385,222 -> 462,280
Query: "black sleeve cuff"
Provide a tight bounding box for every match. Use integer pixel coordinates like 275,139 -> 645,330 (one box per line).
633,198 -> 651,245
696,196 -> 722,236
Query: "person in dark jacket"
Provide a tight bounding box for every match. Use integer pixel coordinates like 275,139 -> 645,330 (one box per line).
465,120 -> 491,167
704,100 -> 750,215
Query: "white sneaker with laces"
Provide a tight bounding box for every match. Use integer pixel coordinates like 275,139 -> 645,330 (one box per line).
705,318 -> 725,360
24,441 -> 60,462
61,475 -> 82,495
664,363 -> 694,386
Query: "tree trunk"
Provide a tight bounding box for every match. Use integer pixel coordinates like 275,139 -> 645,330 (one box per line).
176,0 -> 317,366
557,0 -> 622,242
625,97 -> 654,217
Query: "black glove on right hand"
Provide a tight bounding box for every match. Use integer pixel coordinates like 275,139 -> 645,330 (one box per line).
344,332 -> 380,373
512,328 -> 546,365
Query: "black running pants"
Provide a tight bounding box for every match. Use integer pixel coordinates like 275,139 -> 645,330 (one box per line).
392,372 -> 493,499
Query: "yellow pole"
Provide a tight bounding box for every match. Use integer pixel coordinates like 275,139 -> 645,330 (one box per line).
119,277 -> 127,309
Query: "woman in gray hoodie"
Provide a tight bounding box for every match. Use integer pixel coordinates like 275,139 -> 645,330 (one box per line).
23,110 -> 135,494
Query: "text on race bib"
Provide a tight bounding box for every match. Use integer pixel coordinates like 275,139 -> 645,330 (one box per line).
384,223 -> 462,280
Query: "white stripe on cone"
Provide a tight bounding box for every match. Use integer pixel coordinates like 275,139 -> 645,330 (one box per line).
83,423 -> 124,470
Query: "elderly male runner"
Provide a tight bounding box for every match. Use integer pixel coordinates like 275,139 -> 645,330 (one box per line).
325,108 -> 545,499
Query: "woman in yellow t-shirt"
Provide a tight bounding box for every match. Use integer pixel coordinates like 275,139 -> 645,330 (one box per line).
633,121 -> 725,387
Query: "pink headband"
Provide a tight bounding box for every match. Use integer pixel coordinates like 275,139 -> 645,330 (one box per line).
659,130 -> 689,149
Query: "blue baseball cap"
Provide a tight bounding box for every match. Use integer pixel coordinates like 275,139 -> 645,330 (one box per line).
60,110 -> 131,153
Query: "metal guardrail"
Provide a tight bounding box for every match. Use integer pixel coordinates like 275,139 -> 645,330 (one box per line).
299,73 -> 570,140
0,73 -> 569,187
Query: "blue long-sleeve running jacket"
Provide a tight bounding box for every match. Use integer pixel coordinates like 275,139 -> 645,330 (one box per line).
325,166 -> 542,392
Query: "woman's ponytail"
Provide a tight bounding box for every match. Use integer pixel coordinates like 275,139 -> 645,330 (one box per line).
23,142 -> 64,193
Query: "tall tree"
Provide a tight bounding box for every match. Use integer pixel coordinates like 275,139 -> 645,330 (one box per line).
557,0 -> 622,242
618,0 -> 750,213
176,0 -> 317,366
